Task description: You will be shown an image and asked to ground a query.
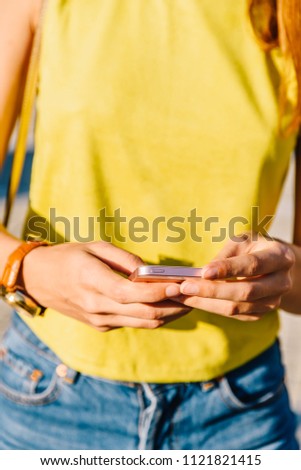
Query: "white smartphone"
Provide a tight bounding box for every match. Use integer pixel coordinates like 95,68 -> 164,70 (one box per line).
129,265 -> 203,282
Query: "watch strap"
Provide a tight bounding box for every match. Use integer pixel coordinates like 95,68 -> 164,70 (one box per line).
0,241 -> 48,292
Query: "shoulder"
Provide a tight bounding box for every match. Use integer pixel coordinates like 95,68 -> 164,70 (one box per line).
31,0 -> 44,32
0,0 -> 42,33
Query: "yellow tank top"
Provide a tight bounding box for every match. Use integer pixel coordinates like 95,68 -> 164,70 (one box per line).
23,0 -> 296,382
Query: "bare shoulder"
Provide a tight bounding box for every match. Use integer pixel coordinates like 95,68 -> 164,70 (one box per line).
0,0 -> 43,32
31,0 -> 44,31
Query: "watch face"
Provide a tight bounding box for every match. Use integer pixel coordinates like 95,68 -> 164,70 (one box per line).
4,290 -> 42,317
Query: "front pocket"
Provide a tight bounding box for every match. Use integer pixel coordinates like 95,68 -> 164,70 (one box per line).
218,342 -> 286,411
218,374 -> 285,411
0,346 -> 62,406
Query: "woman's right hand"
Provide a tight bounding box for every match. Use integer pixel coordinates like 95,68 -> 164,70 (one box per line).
21,241 -> 191,331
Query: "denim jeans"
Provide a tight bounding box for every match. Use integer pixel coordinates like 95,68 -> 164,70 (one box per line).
0,313 -> 298,450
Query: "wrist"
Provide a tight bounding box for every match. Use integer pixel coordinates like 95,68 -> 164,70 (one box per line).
19,244 -> 50,293
280,242 -> 301,314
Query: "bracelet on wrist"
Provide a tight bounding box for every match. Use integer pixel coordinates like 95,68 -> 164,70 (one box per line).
0,240 -> 49,317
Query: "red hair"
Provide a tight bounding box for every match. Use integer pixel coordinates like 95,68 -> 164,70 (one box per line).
248,0 -> 301,134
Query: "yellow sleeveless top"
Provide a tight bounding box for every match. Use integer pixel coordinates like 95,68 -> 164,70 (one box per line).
23,0 -> 296,382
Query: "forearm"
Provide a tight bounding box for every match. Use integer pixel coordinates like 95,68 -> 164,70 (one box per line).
280,243 -> 301,314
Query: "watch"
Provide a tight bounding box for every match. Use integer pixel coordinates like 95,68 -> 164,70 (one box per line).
0,240 -> 49,317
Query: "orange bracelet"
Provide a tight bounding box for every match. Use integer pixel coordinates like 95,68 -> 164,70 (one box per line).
0,241 -> 49,292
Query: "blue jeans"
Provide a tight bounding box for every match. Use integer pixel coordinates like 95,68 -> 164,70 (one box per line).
0,313 -> 298,450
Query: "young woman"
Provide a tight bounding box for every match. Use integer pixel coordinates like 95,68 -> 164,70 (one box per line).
0,0 -> 300,449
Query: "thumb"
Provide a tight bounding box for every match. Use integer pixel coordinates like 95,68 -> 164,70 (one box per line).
202,235 -> 249,279
87,241 -> 145,275
211,241 -> 238,262
211,233 -> 251,261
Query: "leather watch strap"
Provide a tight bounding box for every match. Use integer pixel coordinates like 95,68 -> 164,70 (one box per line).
0,241 -> 48,292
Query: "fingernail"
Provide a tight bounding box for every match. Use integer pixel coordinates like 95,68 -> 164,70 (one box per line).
180,283 -> 199,295
202,266 -> 218,279
166,285 -> 180,297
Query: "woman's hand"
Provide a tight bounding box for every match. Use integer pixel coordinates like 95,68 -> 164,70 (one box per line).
178,233 -> 295,321
21,241 -> 191,331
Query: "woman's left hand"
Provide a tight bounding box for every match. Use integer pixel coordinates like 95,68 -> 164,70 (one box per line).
178,233 -> 296,321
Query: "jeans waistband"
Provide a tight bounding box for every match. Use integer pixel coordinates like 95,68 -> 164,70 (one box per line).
9,312 -> 280,385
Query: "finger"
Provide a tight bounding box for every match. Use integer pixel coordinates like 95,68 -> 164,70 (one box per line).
89,313 -> 164,330
201,246 -> 294,280
211,233 -> 252,261
47,302 -> 121,333
93,310 -> 189,330
87,241 -> 144,275
174,295 -> 281,321
211,241 -> 240,261
75,292 -> 191,320
180,270 -> 292,302
86,257 -> 181,303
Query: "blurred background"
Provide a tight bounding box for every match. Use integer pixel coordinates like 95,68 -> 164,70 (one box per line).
0,139 -> 301,444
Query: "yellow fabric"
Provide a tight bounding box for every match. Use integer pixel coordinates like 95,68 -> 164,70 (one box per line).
23,0 -> 296,382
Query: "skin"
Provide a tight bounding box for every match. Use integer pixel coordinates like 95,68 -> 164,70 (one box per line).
1,0 -> 301,332
178,233 -> 298,321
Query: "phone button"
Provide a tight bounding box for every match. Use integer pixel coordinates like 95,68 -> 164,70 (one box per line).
151,268 -> 165,273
